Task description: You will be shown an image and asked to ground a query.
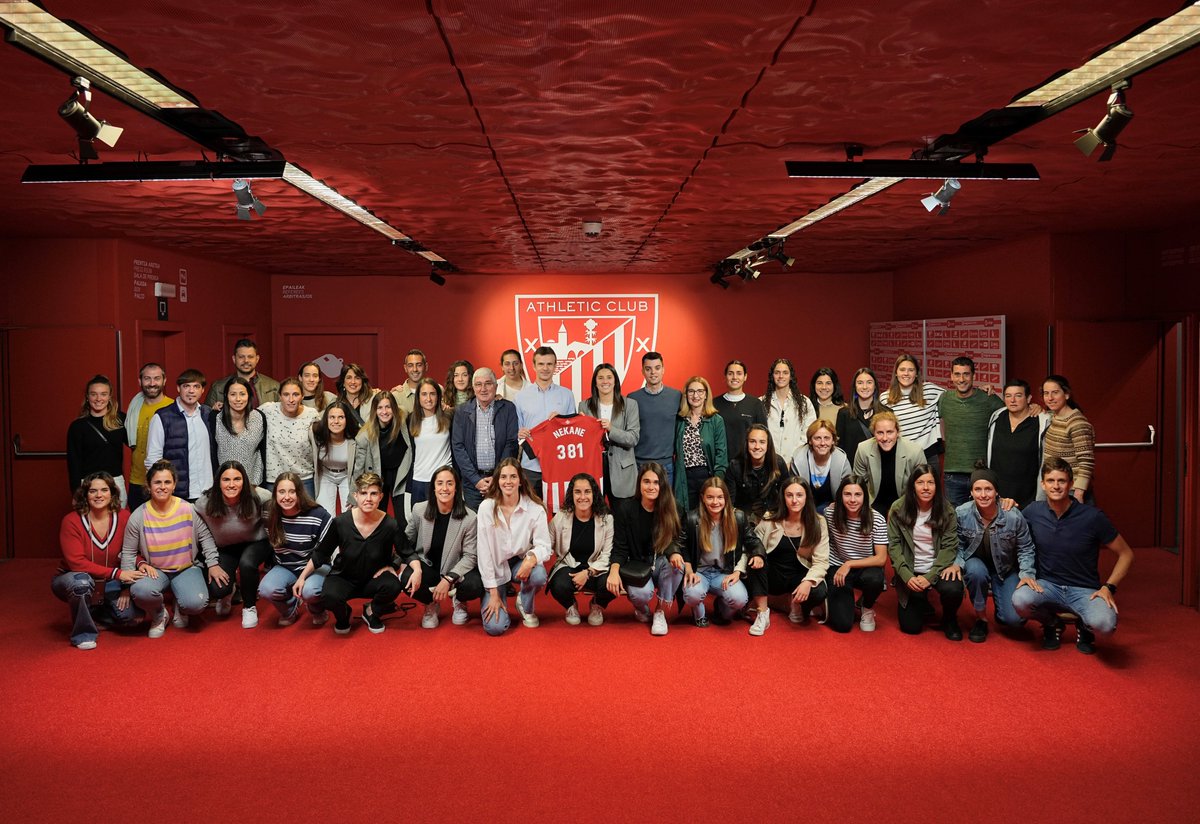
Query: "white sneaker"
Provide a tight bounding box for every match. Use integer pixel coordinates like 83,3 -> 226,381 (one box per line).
148,607 -> 169,638
650,609 -> 668,636
564,605 -> 582,625
634,605 -> 651,623
587,603 -> 605,626
172,608 -> 189,629
515,595 -> 539,628
859,606 -> 877,632
215,595 -> 232,617
241,605 -> 258,629
749,608 -> 771,636
421,603 -> 440,629
788,603 -> 805,624
76,640 -> 97,650
451,598 -> 469,626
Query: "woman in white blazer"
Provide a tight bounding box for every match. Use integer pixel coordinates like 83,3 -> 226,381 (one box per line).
547,473 -> 615,626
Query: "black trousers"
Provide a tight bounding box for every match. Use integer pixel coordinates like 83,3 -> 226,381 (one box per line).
825,566 -> 886,633
895,576 -> 964,634
207,540 -> 272,606
684,465 -> 711,511
322,573 -> 404,624
449,568 -> 485,603
547,564 -> 617,609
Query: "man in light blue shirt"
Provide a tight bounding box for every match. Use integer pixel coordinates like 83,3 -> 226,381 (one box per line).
515,345 -> 576,492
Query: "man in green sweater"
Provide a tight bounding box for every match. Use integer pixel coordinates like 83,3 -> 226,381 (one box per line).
938,357 -> 1003,506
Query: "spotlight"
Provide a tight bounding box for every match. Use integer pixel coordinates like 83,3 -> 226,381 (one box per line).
232,178 -> 266,220
1074,83 -> 1133,162
768,245 -> 795,268
740,262 -> 761,281
429,266 -> 446,286
921,178 -> 961,215
58,77 -> 122,163
709,271 -> 729,290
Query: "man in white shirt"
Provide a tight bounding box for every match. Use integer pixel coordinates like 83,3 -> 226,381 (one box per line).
145,369 -> 213,502
514,346 -> 576,492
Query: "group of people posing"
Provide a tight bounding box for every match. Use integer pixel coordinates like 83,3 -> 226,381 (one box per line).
56,340 -> 1131,654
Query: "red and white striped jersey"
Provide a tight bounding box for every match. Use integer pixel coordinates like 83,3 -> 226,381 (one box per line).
525,414 -> 606,512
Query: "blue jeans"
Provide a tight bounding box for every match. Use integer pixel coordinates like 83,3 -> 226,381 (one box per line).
682,566 -> 749,620
464,482 -> 485,512
51,572 -> 139,645
481,556 -> 548,636
258,564 -> 329,618
963,558 -> 1024,625
943,472 -> 972,508
625,555 -> 685,611
1011,579 -> 1118,637
129,566 -> 209,615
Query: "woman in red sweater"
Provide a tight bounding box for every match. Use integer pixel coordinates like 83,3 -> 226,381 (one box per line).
51,472 -> 144,649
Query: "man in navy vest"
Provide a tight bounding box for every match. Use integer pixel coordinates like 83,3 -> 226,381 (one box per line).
144,369 -> 213,502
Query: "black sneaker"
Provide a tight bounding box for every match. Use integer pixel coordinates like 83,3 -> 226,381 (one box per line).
1041,619 -> 1062,650
943,619 -> 963,641
968,619 -> 989,643
362,603 -> 385,634
1076,625 -> 1096,655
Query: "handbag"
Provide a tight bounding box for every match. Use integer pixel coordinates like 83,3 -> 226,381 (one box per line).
618,557 -> 654,588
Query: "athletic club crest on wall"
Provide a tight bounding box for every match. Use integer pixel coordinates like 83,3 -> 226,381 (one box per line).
514,294 -> 659,403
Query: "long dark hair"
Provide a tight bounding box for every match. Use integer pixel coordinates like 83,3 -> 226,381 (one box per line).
265,472 -> 321,548
697,476 -> 739,556
312,400 -> 360,453
559,472 -> 610,517
443,360 -> 476,410
760,357 -> 809,421
1042,374 -> 1081,411
891,463 -> 954,534
637,462 -> 682,555
206,461 -> 263,520
739,423 -> 781,489
72,471 -> 122,515
361,390 -> 404,447
410,377 -> 452,437
298,361 -> 330,412
849,367 -> 887,423
764,476 -> 821,551
484,457 -> 544,516
809,366 -> 845,409
582,362 -> 625,419
886,353 -> 926,407
423,464 -> 468,521
337,362 -> 373,407
830,474 -> 872,535
219,376 -> 257,434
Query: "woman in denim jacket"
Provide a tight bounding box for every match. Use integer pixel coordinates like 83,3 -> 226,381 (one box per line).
945,465 -> 1036,643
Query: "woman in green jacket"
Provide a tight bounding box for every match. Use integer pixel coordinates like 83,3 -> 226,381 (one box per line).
673,376 -> 728,513
887,463 -> 964,640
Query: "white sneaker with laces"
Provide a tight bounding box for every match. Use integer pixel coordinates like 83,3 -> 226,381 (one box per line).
76,640 -> 97,650
241,605 -> 258,629
749,608 -> 771,636
564,605 -> 581,625
859,606 -> 877,632
515,595 -> 539,627
148,607 -> 169,638
451,598 -> 469,625
650,609 -> 668,636
215,594 -> 233,617
421,603 -> 440,629
587,603 -> 605,626
172,608 -> 189,629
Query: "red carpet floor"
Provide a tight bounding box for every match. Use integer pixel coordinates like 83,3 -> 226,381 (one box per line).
2,549 -> 1198,823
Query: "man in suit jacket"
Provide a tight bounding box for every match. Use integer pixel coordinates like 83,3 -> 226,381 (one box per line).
451,368 -> 519,511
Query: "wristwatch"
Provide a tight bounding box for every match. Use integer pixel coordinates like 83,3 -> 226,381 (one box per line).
1103,582 -> 1118,595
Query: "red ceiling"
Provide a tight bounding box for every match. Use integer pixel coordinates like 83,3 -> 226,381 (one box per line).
0,0 -> 1197,276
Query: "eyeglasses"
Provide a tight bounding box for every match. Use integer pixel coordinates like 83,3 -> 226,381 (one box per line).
686,389 -> 707,396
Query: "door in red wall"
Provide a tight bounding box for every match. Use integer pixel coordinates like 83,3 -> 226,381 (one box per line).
1055,320 -> 1169,548
280,330 -> 380,395
3,326 -> 119,558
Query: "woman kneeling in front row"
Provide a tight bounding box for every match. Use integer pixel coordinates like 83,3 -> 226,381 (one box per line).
746,477 -> 829,636
477,458 -> 551,636
548,473 -> 616,626
403,465 -> 483,628
887,464 -> 964,640
681,477 -> 762,627
823,475 -> 887,633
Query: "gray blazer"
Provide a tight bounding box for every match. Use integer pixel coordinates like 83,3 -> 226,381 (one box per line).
578,395 -> 641,499
405,502 -> 478,580
851,435 -> 926,507
547,509 -> 614,584
352,425 -> 414,500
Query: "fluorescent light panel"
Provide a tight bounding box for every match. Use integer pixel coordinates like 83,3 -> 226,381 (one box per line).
768,178 -> 903,238
0,1 -> 196,109
1010,3 -> 1200,111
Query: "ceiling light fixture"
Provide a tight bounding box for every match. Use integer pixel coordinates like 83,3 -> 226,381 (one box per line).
920,178 -> 961,215
1074,82 -> 1133,161
767,243 -> 795,268
785,160 -> 1039,180
429,266 -> 447,287
58,76 -> 121,163
232,178 -> 265,221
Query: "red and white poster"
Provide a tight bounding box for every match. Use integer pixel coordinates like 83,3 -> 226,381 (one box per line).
514,294 -> 659,404
871,315 -> 1006,389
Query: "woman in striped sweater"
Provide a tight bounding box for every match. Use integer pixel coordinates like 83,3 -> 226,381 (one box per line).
257,472 -> 333,626
884,354 -> 945,463
1041,375 -> 1096,503
122,460 -> 229,638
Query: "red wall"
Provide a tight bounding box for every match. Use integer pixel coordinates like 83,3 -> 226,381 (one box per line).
269,272 -> 895,398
